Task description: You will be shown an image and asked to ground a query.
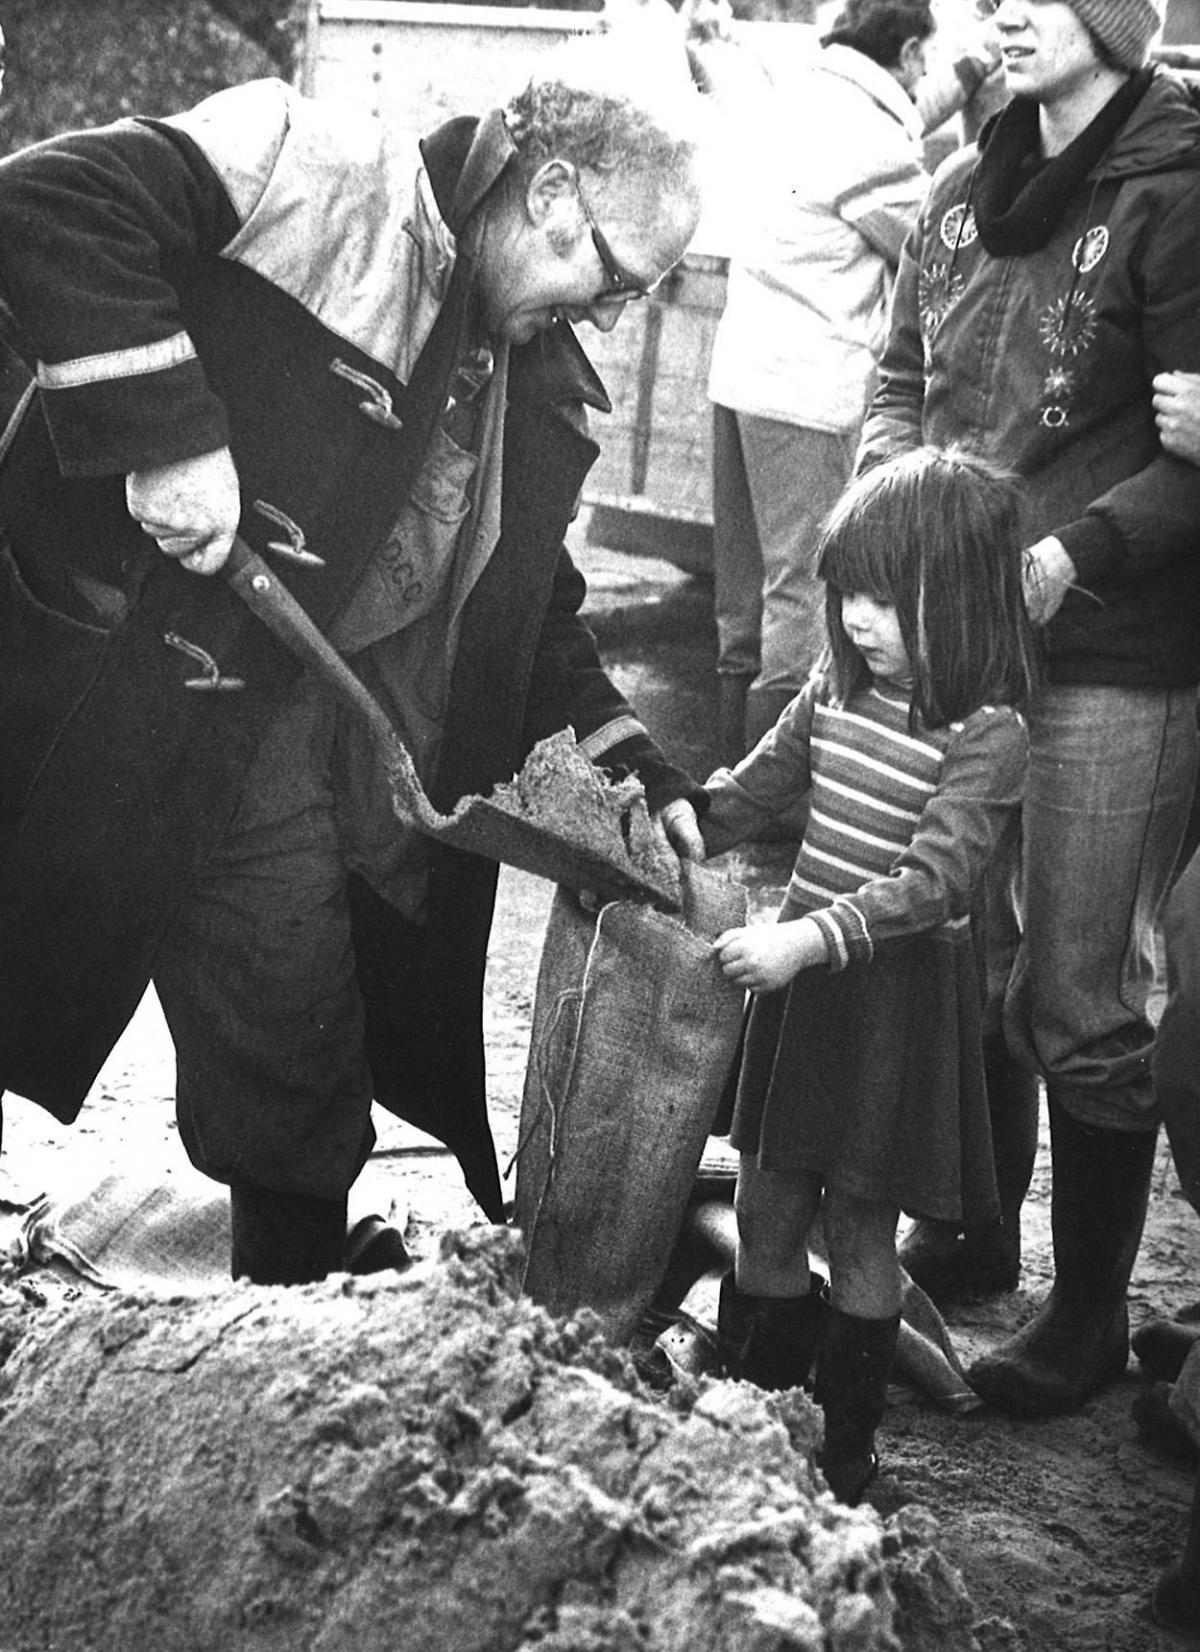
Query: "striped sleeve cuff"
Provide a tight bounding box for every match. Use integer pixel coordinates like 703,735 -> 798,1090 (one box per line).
37,332 -> 230,476
37,331 -> 198,390
576,715 -> 646,762
810,899 -> 873,972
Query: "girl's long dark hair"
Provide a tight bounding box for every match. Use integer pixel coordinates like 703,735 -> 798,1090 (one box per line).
817,445 -> 1042,728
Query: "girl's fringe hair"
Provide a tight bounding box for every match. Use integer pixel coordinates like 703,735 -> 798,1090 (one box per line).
817,445 -> 1043,728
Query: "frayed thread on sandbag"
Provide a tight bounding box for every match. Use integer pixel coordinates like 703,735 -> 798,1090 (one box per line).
508,984 -> 588,1294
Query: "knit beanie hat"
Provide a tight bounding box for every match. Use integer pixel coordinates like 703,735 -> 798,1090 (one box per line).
1066,0 -> 1162,70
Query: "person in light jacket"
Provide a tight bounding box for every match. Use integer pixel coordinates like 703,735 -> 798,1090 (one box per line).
707,0 -> 939,763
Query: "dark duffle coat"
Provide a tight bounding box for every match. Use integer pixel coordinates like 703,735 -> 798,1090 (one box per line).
0,81 -> 701,1218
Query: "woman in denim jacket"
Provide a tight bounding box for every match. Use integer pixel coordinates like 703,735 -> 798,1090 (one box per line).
858,0 -> 1200,1416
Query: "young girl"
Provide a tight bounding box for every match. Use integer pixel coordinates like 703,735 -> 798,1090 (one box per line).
696,445 -> 1039,1503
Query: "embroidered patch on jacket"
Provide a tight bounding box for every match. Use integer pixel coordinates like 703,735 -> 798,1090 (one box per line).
1037,289 -> 1098,430
1072,224 -> 1109,274
939,203 -> 977,251
919,261 -> 966,361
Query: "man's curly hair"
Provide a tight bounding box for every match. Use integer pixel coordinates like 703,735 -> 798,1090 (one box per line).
503,65 -> 701,200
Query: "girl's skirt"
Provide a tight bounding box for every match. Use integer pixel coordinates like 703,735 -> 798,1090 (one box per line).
728,929 -> 1000,1224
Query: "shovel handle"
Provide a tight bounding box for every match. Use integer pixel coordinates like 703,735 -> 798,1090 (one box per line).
223,536 -> 399,756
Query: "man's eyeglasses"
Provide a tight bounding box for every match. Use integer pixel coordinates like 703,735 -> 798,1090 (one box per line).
576,183 -> 651,305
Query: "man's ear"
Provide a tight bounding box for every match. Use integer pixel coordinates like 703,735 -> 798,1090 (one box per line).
526,158 -> 578,226
897,35 -> 923,77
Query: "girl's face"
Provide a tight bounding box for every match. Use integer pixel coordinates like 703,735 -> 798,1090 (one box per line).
840,591 -> 912,688
990,0 -> 1104,107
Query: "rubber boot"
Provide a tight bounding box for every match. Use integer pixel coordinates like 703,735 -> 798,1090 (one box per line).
1133,1316 -> 1200,1384
230,1179 -> 349,1286
717,671 -> 753,770
896,1215 -> 961,1296
967,1098 -> 1158,1417
717,1269 -> 828,1391
1132,1382 -> 1200,1466
1152,1463 -> 1200,1636
344,1214 -> 412,1276
814,1306 -> 900,1505
899,1043 -> 1039,1300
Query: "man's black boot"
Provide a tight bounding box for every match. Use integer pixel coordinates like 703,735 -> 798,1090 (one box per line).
230,1179 -> 349,1285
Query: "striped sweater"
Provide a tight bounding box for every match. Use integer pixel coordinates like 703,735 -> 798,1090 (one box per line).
703,677 -> 1028,969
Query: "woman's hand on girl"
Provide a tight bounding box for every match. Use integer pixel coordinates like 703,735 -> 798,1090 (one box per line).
1153,371 -> 1200,467
712,918 -> 827,992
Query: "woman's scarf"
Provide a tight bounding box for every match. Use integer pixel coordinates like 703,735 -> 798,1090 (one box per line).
972,68 -> 1153,255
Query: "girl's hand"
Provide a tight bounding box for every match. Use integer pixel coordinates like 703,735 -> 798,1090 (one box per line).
712,918 -> 827,992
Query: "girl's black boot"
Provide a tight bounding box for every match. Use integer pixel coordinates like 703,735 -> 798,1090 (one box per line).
717,1269 -> 828,1391
814,1306 -> 900,1505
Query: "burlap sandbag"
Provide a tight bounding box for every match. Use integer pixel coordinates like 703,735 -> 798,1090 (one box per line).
514,860 -> 747,1343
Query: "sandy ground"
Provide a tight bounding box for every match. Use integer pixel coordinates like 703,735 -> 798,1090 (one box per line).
4,532 -> 1200,1650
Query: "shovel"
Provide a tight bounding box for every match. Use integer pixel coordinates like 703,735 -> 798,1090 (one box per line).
222,537 -> 683,909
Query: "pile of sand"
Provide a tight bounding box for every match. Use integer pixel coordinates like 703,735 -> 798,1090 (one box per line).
0,1227 -> 981,1651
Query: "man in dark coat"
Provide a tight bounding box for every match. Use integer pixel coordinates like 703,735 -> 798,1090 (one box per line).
0,54 -> 708,1282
